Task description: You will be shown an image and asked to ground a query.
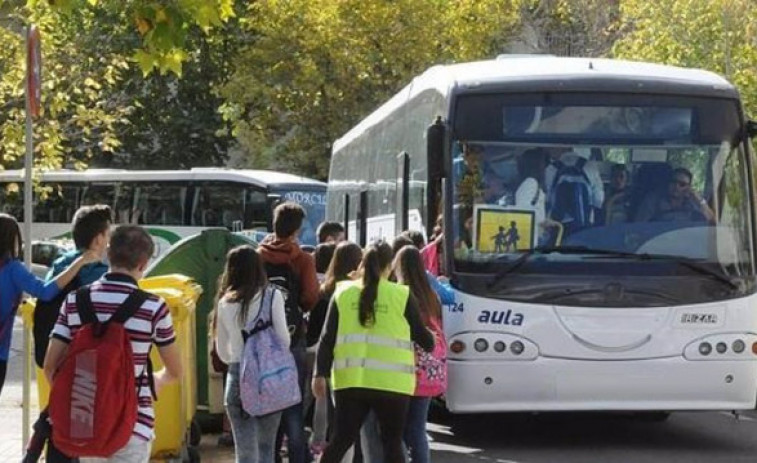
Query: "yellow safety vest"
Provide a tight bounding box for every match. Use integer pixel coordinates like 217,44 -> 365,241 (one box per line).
332,279 -> 415,395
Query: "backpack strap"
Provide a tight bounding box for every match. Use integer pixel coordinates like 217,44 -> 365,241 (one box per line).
76,287 -> 98,326
110,290 -> 151,325
242,286 -> 275,339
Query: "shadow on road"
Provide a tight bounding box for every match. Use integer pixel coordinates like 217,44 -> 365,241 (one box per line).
428,407 -> 753,456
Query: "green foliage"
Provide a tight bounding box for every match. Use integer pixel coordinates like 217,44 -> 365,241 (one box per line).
0,3 -> 132,170
219,0 -> 521,179
613,0 -> 757,117
35,0 -> 235,76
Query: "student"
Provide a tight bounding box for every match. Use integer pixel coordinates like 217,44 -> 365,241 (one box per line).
395,235 -> 454,306
44,225 -> 182,462
258,202 -> 319,463
36,205 -> 111,368
313,241 -> 434,463
314,242 -> 337,284
394,246 -> 447,463
215,245 -> 290,463
317,222 -> 346,244
0,213 -> 99,396
308,241 -> 363,458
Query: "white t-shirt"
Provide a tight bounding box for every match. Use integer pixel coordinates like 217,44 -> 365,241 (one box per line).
215,287 -> 290,364
515,177 -> 546,242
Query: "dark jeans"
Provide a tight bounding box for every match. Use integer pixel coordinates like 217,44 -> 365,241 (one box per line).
276,344 -> 308,463
403,397 -> 431,463
321,388 -> 410,463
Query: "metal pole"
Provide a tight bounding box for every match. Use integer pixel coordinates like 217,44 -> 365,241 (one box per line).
22,24 -> 33,451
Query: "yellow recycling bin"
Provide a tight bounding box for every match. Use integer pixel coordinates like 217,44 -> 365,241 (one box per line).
139,274 -> 202,461
21,274 -> 202,462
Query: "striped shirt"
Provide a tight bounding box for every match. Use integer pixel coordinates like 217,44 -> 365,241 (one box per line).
51,273 -> 176,441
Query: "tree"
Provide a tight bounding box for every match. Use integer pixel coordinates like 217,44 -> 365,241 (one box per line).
218,0 -> 522,179
103,2 -> 250,169
515,0 -> 622,57
0,3 -> 132,171
35,0 -> 235,76
613,0 -> 757,117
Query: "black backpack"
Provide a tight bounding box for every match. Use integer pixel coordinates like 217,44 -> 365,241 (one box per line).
264,262 -> 305,345
33,277 -> 80,368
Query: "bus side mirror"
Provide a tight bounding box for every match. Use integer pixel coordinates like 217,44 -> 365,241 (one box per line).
747,120 -> 757,139
427,116 -> 449,179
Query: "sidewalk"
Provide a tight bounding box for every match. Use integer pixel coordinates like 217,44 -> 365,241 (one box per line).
0,321 -> 39,461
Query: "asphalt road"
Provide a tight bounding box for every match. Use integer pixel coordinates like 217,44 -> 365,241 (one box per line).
428,409 -> 757,463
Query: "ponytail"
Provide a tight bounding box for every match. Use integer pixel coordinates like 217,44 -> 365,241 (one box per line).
358,241 -> 393,327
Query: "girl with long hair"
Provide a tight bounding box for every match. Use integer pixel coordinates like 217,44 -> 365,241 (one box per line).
306,241 -> 363,457
394,246 -> 447,463
0,213 -> 98,395
312,241 -> 434,463
214,245 -> 289,463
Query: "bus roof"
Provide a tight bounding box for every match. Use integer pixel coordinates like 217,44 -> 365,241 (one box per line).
333,56 -> 739,153
0,167 -> 326,189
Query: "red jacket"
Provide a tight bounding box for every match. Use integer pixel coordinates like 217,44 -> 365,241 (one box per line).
258,235 -> 319,312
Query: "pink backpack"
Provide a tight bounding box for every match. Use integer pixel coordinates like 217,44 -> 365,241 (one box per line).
414,317 -> 447,397
240,286 -> 301,417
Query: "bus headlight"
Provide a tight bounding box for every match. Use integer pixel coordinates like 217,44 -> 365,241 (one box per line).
684,335 -> 757,360
450,340 -> 466,354
474,338 -> 489,352
510,341 -> 525,355
732,340 -> 745,353
698,342 -> 712,356
447,334 -> 538,360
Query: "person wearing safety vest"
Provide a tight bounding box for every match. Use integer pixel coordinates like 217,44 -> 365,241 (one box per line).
312,240 -> 434,463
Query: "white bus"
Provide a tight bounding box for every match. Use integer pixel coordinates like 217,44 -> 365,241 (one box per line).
0,167 -> 327,258
327,56 -> 757,414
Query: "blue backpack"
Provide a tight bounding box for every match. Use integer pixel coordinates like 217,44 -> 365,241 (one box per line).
239,285 -> 301,417
548,158 -> 593,231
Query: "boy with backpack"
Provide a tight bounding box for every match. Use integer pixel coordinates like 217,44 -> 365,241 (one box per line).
545,150 -> 604,235
258,202 -> 319,463
35,204 -> 111,369
43,225 -> 182,462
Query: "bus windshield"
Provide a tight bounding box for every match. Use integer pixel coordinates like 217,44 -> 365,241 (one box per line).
450,93 -> 756,304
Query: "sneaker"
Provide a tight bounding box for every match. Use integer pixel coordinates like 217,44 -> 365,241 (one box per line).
310,441 -> 327,456
217,432 -> 234,447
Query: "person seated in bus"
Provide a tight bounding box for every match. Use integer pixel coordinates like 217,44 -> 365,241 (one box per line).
602,163 -> 632,225
545,148 -> 605,218
634,167 -> 715,224
514,148 -> 560,246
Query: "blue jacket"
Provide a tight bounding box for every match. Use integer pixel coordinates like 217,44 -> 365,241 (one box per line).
0,259 -> 61,361
427,271 -> 455,305
45,250 -> 108,286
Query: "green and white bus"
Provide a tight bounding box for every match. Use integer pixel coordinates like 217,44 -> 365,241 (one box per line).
0,167 -> 326,256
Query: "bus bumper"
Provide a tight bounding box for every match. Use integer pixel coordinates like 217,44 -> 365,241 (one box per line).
445,358 -> 757,413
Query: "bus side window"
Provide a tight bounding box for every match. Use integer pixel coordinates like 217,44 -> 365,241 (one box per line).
192,182 -> 245,229
34,183 -> 79,223
245,189 -> 268,230
135,183 -> 187,226
0,182 -> 24,221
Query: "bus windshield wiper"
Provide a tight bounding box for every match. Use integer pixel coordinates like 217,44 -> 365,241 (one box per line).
486,246 -> 739,291
486,246 -> 600,290
582,250 -> 740,290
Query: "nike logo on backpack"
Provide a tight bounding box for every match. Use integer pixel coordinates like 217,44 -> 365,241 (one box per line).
70,350 -> 97,439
